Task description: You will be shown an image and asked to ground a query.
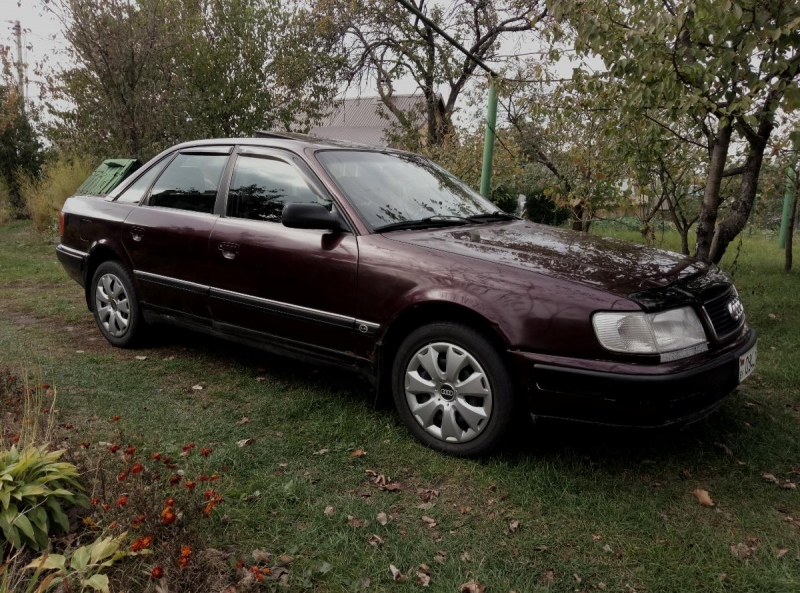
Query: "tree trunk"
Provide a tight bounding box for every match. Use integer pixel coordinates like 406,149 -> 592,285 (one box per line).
695,123 -> 732,262
571,202 -> 584,232
709,129 -> 772,264
786,172 -> 799,273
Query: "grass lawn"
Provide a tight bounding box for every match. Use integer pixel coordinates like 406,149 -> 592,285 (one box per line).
1,219 -> 799,591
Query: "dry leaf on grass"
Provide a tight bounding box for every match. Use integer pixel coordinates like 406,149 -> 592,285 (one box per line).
191,384 -> 203,391
416,564 -> 431,587
730,542 -> 753,560
351,449 -> 366,457
543,569 -> 555,585
509,519 -> 520,533
434,550 -> 446,563
368,534 -> 383,547
376,512 -> 388,525
459,579 -> 486,593
421,516 -> 437,528
762,473 -> 780,484
781,481 -> 797,490
534,545 -> 548,552
347,516 -> 363,528
602,544 -> 613,553
775,547 -> 789,558
692,489 -> 715,507
237,416 -> 249,425
460,551 -> 471,562
135,355 -> 147,361
324,506 -> 334,517
314,448 -> 329,455
237,438 -> 255,447
252,549 -> 272,564
389,564 -> 407,583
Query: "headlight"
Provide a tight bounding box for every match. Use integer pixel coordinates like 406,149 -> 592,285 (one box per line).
592,306 -> 707,358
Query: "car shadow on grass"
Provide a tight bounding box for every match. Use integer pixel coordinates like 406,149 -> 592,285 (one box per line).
146,323 -> 752,472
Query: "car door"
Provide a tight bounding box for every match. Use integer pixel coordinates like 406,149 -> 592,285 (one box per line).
122,147 -> 232,318
207,146 -> 359,362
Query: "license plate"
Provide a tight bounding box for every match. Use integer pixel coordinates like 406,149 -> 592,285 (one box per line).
739,343 -> 757,383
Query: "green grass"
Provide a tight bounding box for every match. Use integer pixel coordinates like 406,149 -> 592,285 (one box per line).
1,219 -> 799,591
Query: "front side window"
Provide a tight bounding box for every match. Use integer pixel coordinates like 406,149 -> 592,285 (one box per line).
316,150 -> 496,230
227,155 -> 326,223
148,153 -> 228,214
114,157 -> 170,205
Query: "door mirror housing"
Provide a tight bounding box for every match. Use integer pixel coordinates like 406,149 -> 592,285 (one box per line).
282,203 -> 344,232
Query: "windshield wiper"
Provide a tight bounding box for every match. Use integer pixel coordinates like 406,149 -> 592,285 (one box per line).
466,211 -> 518,222
374,216 -> 472,233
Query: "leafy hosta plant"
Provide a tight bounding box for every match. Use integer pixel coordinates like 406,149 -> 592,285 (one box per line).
26,533 -> 144,593
0,445 -> 87,551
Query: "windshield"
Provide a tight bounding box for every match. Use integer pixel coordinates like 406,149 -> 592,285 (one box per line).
315,150 -> 497,230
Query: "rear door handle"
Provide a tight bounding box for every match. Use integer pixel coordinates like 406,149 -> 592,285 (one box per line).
219,242 -> 240,260
130,226 -> 145,242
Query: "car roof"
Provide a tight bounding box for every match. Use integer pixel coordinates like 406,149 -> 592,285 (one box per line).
171,131 -> 392,153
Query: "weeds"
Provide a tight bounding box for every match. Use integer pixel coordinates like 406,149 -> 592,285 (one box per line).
16,155 -> 95,231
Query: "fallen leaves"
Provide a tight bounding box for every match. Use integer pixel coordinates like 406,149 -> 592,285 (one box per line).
416,564 -> 431,587
376,512 -> 388,526
367,534 -> 383,547
135,355 -> 148,361
775,547 -> 789,559
236,438 -> 255,448
459,579 -> 486,593
730,542 -> 754,560
433,550 -> 446,564
692,489 -> 715,507
389,564 -> 407,583
762,472 -> 797,489
324,506 -> 334,517
762,473 -> 780,484
509,519 -> 520,533
191,384 -> 203,391
350,449 -> 366,457
237,416 -> 249,425
347,516 -> 363,528
313,448 -> 329,456
421,516 -> 437,528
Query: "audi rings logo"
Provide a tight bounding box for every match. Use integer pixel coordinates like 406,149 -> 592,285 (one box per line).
727,297 -> 744,321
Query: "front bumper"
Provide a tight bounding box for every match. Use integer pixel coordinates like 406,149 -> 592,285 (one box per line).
56,244 -> 88,287
510,328 -> 757,428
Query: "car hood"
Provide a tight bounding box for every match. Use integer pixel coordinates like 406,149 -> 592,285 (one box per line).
387,220 -> 710,296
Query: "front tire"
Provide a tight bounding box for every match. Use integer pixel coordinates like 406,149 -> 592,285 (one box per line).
391,322 -> 515,457
90,261 -> 144,348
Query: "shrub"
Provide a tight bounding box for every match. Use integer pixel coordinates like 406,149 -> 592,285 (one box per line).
17,155 -> 95,231
26,532 -> 141,593
0,445 -> 87,551
0,179 -> 12,225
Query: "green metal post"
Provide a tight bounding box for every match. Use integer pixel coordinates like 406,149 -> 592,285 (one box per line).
480,77 -> 498,198
779,155 -> 797,249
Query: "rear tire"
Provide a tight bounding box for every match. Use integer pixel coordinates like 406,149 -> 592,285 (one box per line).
391,322 -> 515,457
90,261 -> 145,348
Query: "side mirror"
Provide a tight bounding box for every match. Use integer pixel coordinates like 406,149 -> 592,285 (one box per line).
282,203 -> 344,232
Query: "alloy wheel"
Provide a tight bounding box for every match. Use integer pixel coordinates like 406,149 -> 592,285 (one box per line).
404,342 -> 493,443
95,273 -> 130,337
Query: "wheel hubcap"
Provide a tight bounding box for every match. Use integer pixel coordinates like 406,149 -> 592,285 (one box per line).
95,273 -> 130,338
404,342 -> 493,444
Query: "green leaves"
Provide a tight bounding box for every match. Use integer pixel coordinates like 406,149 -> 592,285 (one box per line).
0,445 -> 86,551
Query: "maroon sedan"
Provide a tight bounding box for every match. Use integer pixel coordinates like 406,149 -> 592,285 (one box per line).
56,134 -> 757,456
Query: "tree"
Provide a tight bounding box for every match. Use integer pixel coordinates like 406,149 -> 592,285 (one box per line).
45,0 -> 342,160
315,0 -> 547,147
0,49 -> 44,216
554,0 -> 800,262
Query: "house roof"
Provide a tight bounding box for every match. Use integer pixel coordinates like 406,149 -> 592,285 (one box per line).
307,94 -> 430,147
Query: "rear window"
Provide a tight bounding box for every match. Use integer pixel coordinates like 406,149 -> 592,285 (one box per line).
147,153 -> 228,214
114,157 -> 170,205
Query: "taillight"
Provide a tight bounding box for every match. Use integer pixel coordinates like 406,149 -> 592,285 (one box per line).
59,211 -> 65,236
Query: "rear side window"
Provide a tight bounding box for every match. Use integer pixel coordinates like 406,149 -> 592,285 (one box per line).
114,157 -> 170,204
148,153 -> 228,214
227,156 -> 326,223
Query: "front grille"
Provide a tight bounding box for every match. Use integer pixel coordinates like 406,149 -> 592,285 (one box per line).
703,288 -> 744,340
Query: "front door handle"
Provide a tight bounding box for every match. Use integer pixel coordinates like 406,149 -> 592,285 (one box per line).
219,242 -> 240,260
130,226 -> 145,242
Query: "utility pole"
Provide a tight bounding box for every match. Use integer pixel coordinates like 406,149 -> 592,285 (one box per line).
13,20 -> 25,106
